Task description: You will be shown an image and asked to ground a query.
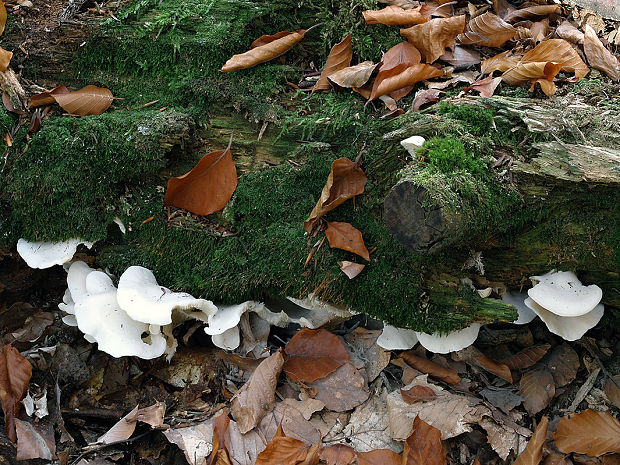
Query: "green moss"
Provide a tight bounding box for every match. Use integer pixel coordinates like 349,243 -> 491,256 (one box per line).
436,102 -> 495,135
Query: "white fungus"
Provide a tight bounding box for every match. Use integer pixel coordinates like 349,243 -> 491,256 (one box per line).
17,238 -> 94,269
415,323 -> 481,354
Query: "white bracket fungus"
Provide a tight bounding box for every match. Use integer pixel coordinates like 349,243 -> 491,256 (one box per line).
400,135 -> 426,157
377,325 -> 419,350
501,291 -> 537,325
17,238 -> 94,269
415,323 -> 481,354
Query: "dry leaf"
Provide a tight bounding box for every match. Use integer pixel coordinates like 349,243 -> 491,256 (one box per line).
0,345 -> 32,442
457,12 -> 516,47
231,349 -> 284,434
401,385 -> 437,403
343,328 -> 391,382
52,85 -> 114,116
479,387 -> 523,414
411,88 -> 442,110
328,61 -> 378,88
603,375 -> 620,409
556,21 -> 584,45
307,362 -> 369,412
0,46 -> 11,72
481,50 -> 521,74
228,419 -> 268,465
465,76 -> 502,97
363,5 -> 427,26
163,419 -> 215,465
313,35 -> 353,92
530,18 -> 549,43
504,5 -> 562,23
403,416 -> 446,465
0,0 -> 6,36
519,370 -> 555,415
440,46 -> 481,69
356,449 -> 401,465
545,343 -> 579,388
251,31 -> 294,49
257,400 -> 322,445
15,419 -> 55,461
283,329 -> 350,383
125,401 -> 165,427
304,158 -> 367,232
544,453 -> 569,465
338,261 -> 365,279
221,29 -> 306,72
583,25 -> 620,81
98,402 -> 166,444
400,351 -> 460,385
319,444 -> 356,465
553,410 -> 620,456
325,222 -> 370,260
369,63 -> 443,101
502,62 -> 562,96
382,41 -> 422,69
164,136 -> 237,216
28,85 -> 70,108
500,344 -> 550,370
521,39 -> 589,79
452,346 -> 513,383
514,416 -> 548,465
401,16 -> 466,63
208,413 -> 231,465
255,435 -> 312,465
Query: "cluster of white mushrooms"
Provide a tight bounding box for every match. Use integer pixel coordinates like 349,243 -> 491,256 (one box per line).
17,235 -> 605,359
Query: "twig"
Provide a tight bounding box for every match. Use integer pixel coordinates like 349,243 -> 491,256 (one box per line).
69,429 -> 162,465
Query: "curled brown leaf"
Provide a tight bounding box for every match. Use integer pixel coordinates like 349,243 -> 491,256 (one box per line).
520,39 -> 589,79
0,46 -> 11,72
499,344 -> 550,370
481,50 -> 521,74
502,61 -> 562,96
325,222 -> 370,260
28,85 -> 70,109
313,35 -> 353,92
553,409 -> 620,456
52,85 -> 114,116
0,0 -> 5,36
400,351 -> 460,385
457,12 -> 516,48
504,4 -> 562,23
328,61 -> 378,89
0,345 -> 32,442
363,5 -> 427,26
369,63 -> 443,101
401,15 -> 466,63
583,25 -> 619,81
514,416 -> 548,465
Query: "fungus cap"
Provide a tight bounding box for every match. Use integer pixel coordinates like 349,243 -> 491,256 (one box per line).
524,297 -> 604,341
528,270 -> 602,317
400,135 -> 426,156
377,325 -> 419,350
117,266 -> 217,326
211,326 -> 240,351
415,323 -> 481,354
17,238 -> 94,269
501,291 -> 537,325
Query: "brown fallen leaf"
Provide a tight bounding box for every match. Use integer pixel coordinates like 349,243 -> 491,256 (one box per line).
221,29 -> 306,72
603,375 -> 620,409
499,344 -> 550,370
504,4 -> 562,23
0,46 -> 11,72
307,362 -> 369,412
400,351 -> 460,385
328,61 -> 378,88
553,409 -> 620,456
465,76 -> 502,97
479,387 -> 523,414
403,416 -> 446,465
369,63 -> 443,101
543,453 -> 569,465
356,449 -> 401,465
164,135 -> 237,216
363,5 -> 427,26
452,346 -> 513,383
514,416 -> 548,465
251,31 -> 295,49
0,345 -> 32,442
15,419 -> 55,461
401,385 -> 437,403
502,61 -> 563,96
319,444 -> 356,465
208,413 -> 231,465
125,401 -> 166,427
545,343 -> 579,388
325,222 -> 370,260
520,39 -> 589,79
28,85 -> 70,108
258,399 -> 322,444
304,158 -> 367,233
583,25 -> 620,81
530,18 -> 549,43
343,328 -> 391,382
283,329 -> 350,383
338,261 -> 365,279
556,21 -> 584,45
481,50 -> 522,74
313,35 -> 353,92
411,88 -> 442,111
0,0 -> 6,36
457,12 -> 516,48
401,15 -> 466,63
440,46 -> 481,69
98,402 -> 166,444
255,427 -> 316,465
377,41 -> 422,101
52,85 -> 114,116
231,349 -> 284,434
519,370 -> 555,415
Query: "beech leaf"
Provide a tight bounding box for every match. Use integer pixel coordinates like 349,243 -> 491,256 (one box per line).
553,409 -> 620,456
0,344 -> 32,442
319,444 -> 356,465
304,158 -> 367,232
15,419 -> 55,461
452,346 -> 513,383
283,328 -> 350,383
0,0 -> 5,36
520,39 -> 589,79
164,135 -> 238,216
363,6 -> 427,26
207,412 -> 231,465
369,63 -> 443,101
231,349 -> 284,434
327,61 -> 378,89
583,25 -> 620,81
307,362 -> 369,412
501,61 -> 562,96
499,344 -> 550,370
98,402 -> 166,444
0,46 -> 11,72
465,76 -> 502,97
400,15 -> 466,63
325,222 -> 370,260
378,42 -> 422,101
401,385 -> 437,403
255,435 -> 312,465
313,35 -> 353,92
221,29 -> 306,72
519,370 -> 555,415
457,12 -> 516,48
400,351 -> 460,385
481,50 -> 521,75
338,261 -> 365,279
403,416 -> 446,465
52,85 -> 114,116
514,416 -> 548,465
356,449 -> 401,465
28,85 -> 70,109
603,375 -> 620,409
504,5 -> 562,23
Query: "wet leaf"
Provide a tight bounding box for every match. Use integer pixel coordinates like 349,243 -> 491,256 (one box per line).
400,351 -> 460,385
401,15 -> 466,63
307,362 -> 369,412
457,12 -> 516,48
500,344 -> 550,370
52,85 -> 114,116
338,261 -> 365,279
481,50 -> 521,74
0,0 -> 6,36
319,444 -> 356,465
583,25 -> 619,81
231,349 -> 284,434
504,5 -> 562,23
356,449 -> 401,465
521,39 -> 589,79
164,136 -> 237,216
0,344 -> 32,442
313,35 -> 353,92
452,346 -> 512,383
545,343 -> 579,388
363,5 -> 427,26
28,85 -> 70,108
369,63 -> 443,101
502,61 -> 562,96
519,370 -> 555,415
553,410 -> 620,456
480,387 -> 523,414
208,413 -> 231,465
403,416 -> 446,465
465,76 -> 502,97
603,375 -> 620,409
304,158 -> 367,232
514,416 -> 548,465
283,329 -> 350,383
221,29 -> 306,72
15,419 -> 55,461
325,222 -> 370,260
328,61 -> 378,88
401,385 -> 437,403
